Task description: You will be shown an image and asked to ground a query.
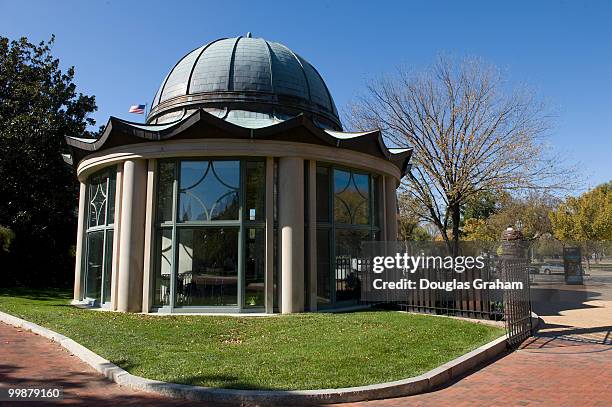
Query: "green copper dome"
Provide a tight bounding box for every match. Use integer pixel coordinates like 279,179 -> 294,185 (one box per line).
148,35 -> 341,130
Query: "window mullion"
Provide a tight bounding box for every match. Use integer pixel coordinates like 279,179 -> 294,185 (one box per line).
169,160 -> 179,311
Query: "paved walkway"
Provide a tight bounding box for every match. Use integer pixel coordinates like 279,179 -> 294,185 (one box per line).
0,322 -> 227,406
338,334 -> 611,407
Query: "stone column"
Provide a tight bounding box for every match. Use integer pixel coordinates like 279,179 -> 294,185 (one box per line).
307,160 -> 317,311
385,176 -> 398,242
141,159 -> 157,313
73,182 -> 87,302
264,157 -> 275,313
110,163 -> 123,310
117,159 -> 147,312
278,157 -> 304,313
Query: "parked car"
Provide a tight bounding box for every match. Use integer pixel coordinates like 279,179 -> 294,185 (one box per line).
540,263 -> 565,275
527,266 -> 539,274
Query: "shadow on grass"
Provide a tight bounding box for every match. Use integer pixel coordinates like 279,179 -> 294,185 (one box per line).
158,374 -> 294,391
0,287 -> 72,302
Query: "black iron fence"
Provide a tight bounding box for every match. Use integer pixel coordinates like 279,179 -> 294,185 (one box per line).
357,239 -> 533,346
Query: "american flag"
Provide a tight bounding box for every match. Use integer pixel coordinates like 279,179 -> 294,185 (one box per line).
128,104 -> 146,114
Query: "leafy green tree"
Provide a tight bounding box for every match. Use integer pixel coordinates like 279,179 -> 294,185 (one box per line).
550,182 -> 612,242
462,190 -> 499,222
0,225 -> 15,252
550,182 -> 612,268
0,35 -> 98,286
460,190 -> 506,241
462,191 -> 557,241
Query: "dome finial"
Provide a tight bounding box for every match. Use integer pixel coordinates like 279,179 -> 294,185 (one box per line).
246,32 -> 252,38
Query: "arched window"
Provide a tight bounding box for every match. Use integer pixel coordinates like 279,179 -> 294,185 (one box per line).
83,168 -> 116,305
316,165 -> 382,306
152,159 -> 266,312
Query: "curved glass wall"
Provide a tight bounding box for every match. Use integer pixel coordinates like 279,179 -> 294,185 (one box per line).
316,166 -> 381,306
153,159 -> 266,312
83,168 -> 116,305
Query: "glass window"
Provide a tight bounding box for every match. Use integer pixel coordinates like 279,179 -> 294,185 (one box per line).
107,175 -> 116,225
316,229 -> 331,305
316,166 -> 330,222
179,161 -> 239,222
245,161 -> 265,221
176,227 -> 238,306
84,168 -> 116,304
315,165 -> 381,306
335,229 -> 369,302
334,169 -> 370,225
372,175 -> 380,228
102,230 -> 114,303
153,159 -> 270,311
85,231 -> 104,300
157,161 -> 176,223
154,229 -> 172,307
88,174 -> 107,228
245,228 -> 265,307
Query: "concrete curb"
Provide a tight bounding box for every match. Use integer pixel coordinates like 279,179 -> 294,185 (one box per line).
0,311 -> 508,405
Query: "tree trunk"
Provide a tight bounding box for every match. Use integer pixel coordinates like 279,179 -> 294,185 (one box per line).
451,202 -> 461,257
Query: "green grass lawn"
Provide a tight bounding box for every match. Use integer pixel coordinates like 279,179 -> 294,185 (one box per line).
0,288 -> 503,390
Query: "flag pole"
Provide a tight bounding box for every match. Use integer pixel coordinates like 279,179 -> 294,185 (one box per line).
144,103 -> 148,124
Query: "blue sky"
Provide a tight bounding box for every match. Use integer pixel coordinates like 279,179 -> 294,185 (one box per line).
1,0 -> 611,190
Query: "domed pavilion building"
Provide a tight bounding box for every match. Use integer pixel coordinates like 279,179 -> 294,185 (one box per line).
66,34 -> 412,314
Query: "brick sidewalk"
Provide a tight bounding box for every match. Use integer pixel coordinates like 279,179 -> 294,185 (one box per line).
0,322 -> 226,406
338,333 -> 612,407
1,321 -> 610,406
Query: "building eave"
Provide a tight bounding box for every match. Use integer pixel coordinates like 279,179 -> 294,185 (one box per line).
65,108 -> 412,177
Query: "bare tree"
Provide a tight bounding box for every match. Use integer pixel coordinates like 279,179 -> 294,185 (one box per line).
347,56 -> 576,253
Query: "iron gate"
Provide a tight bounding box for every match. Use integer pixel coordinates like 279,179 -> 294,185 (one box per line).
500,258 -> 532,347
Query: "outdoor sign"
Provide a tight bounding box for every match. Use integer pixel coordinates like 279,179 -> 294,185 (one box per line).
563,246 -> 583,285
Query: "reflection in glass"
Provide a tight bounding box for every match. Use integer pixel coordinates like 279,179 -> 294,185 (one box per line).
102,230 -> 114,303
176,228 -> 238,306
157,161 -> 176,222
372,175 -> 380,228
179,161 -> 239,221
316,229 -> 331,305
335,229 -> 369,302
85,168 -> 116,304
246,161 -> 265,221
154,229 -> 172,306
316,166 -> 330,222
107,173 -> 116,224
334,170 -> 369,225
85,231 -> 104,301
245,228 -> 265,307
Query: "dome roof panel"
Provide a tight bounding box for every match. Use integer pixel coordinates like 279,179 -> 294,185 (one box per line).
151,70 -> 169,107
148,35 -> 342,130
190,38 -> 236,94
232,38 -> 272,92
267,42 -> 309,100
297,55 -> 332,112
159,46 -> 204,104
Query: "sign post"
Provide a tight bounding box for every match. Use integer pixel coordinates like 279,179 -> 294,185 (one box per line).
563,246 -> 583,285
